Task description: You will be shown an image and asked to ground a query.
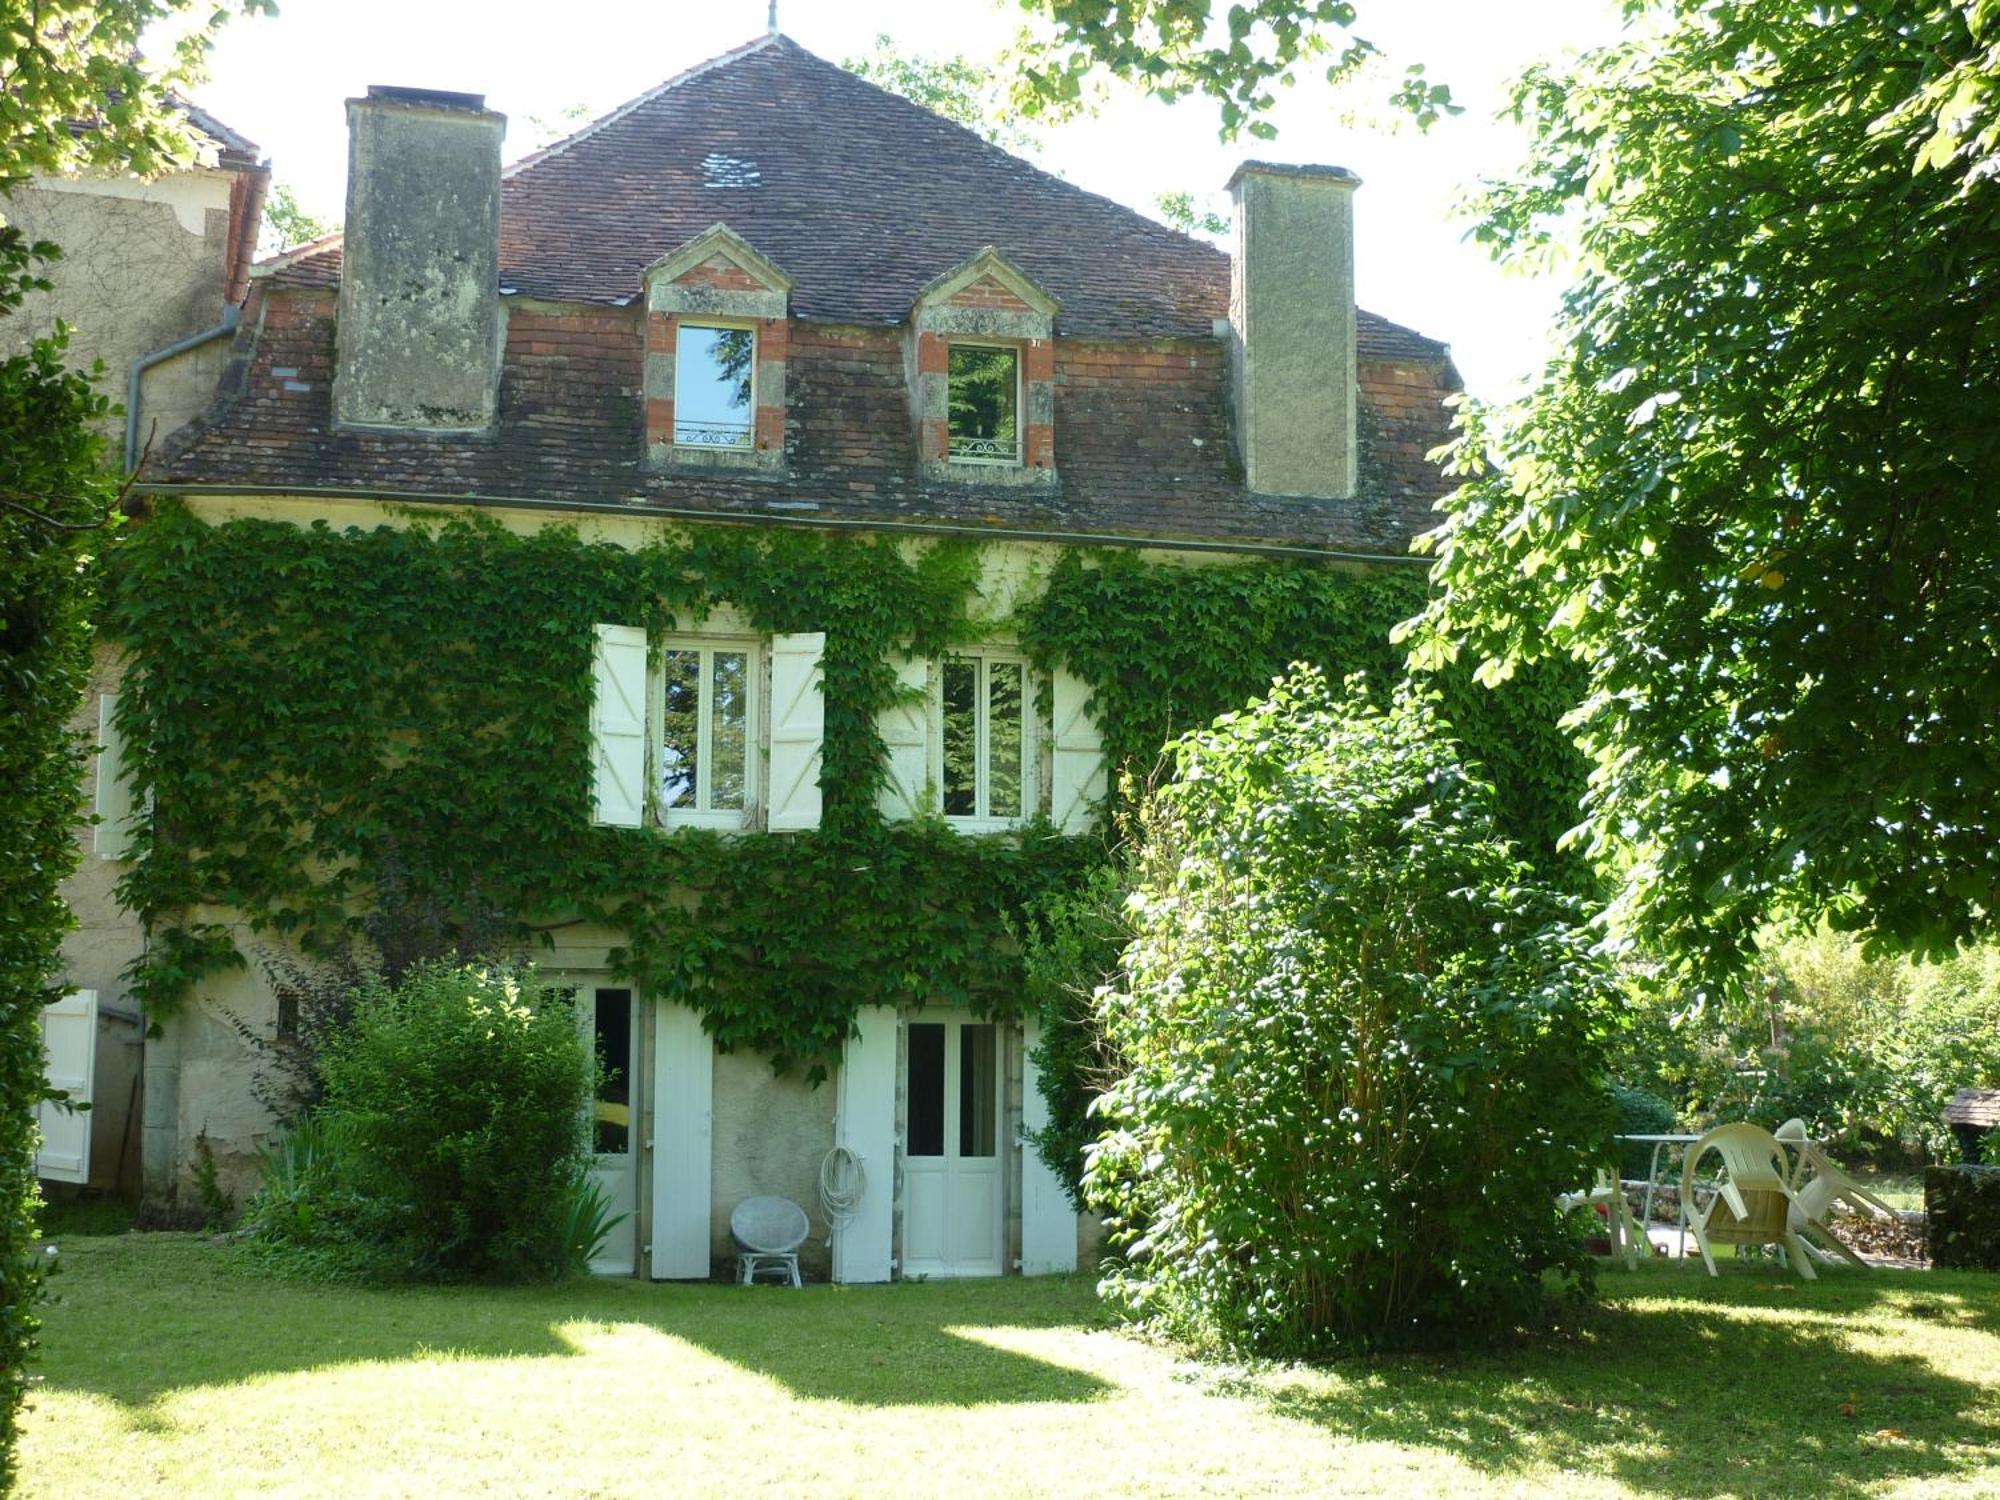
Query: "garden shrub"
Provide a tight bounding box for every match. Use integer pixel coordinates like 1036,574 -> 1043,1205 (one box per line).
1087,669 -> 1619,1357
1609,1084 -> 1677,1180
251,963 -> 597,1282
1925,1166 -> 2000,1271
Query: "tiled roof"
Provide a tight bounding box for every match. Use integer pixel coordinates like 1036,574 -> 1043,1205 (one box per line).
176,98 -> 262,167
259,33 -> 1447,360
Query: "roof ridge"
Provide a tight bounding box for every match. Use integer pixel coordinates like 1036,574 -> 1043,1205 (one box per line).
503,30 -> 786,180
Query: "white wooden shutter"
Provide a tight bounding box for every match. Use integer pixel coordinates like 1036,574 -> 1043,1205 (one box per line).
1050,668 -> 1106,833
1020,1016 -> 1079,1275
832,1005 -> 898,1283
876,655 -> 931,820
590,624 -> 647,828
36,989 -> 97,1185
650,1001 -> 713,1279
93,692 -> 138,859
767,631 -> 825,833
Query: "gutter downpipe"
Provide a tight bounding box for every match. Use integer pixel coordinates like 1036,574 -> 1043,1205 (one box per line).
125,305 -> 240,474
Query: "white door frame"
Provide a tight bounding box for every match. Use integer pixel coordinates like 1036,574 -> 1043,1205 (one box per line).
899,1010 -> 1005,1278
548,974 -> 641,1277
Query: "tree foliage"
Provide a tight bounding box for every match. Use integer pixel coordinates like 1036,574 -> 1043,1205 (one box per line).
844,33 -> 1043,156
1405,0 -> 2000,985
260,183 -> 335,255
1007,0 -> 1454,138
1088,669 -> 1618,1356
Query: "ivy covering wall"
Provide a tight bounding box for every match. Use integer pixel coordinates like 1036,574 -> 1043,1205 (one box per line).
105,501 -> 1586,1072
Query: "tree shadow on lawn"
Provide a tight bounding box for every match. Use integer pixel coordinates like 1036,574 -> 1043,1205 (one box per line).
40,1237 -> 1109,1414
1245,1266 -> 2000,1499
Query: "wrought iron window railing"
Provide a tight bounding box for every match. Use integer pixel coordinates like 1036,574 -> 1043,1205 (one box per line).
948,434 -> 1020,464
675,420 -> 754,449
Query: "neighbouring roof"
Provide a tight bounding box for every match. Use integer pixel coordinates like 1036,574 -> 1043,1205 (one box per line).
176,98 -> 262,168
1947,1089 -> 2000,1129
261,32 -> 1445,359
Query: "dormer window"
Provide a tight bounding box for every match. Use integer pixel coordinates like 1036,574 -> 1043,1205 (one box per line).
674,323 -> 755,449
947,344 -> 1021,466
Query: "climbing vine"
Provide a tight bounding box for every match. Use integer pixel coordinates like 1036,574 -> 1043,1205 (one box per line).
105,504 -> 1587,1072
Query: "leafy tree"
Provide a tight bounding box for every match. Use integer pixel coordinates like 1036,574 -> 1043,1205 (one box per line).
1088,668 -> 1617,1355
1404,0 -> 2000,987
0,0 -> 266,1480
260,182 -> 335,253
1007,0 -> 1455,137
844,33 -> 1044,156
1152,190 -> 1230,238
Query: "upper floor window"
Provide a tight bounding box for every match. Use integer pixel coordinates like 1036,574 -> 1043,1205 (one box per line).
947,344 -> 1021,466
938,650 -> 1032,825
674,324 -> 755,449
658,638 -> 757,827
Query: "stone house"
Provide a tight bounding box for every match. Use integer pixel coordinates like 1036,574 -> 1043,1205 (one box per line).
61,33 -> 1460,1278
16,99 -> 266,1200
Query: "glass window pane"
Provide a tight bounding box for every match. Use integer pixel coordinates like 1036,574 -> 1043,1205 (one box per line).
941,657 -> 978,817
593,988 -> 633,1156
959,1023 -> 997,1158
988,661 -> 1023,819
907,1023 -> 945,1157
947,346 -> 1018,461
659,649 -> 700,809
710,651 -> 748,810
674,325 -> 755,448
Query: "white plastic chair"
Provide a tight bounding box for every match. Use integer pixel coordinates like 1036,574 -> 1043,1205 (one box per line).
1681,1123 -> 1816,1279
731,1195 -> 809,1287
1560,1169 -> 1644,1270
1775,1119 -> 1892,1268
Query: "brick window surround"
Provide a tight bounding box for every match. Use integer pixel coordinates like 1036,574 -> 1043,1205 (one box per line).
910,247 -> 1058,489
642,223 -> 792,473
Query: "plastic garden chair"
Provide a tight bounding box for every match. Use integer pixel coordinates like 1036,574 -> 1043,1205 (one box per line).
731,1195 -> 809,1287
1681,1123 -> 1816,1279
1774,1119 -> 1893,1269
1560,1169 -> 1644,1270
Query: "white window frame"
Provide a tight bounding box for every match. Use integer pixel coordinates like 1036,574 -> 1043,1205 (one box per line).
931,648 -> 1037,831
944,339 -> 1024,468
672,319 -> 758,452
653,635 -> 760,830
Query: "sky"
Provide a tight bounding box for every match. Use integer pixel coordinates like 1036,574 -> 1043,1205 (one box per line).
170,0 -> 1629,400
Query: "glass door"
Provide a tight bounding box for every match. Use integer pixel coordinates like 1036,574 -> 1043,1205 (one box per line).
901,1014 -> 1003,1277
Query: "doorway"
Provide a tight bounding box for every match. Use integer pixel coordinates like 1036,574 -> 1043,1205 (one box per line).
901,1014 -> 1004,1277
581,983 -> 639,1276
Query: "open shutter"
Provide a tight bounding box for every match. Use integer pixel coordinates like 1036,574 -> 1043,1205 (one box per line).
1020,1016 -> 1079,1275
650,1001 -> 713,1279
36,989 -> 97,1185
1050,668 -> 1106,833
876,655 -> 930,820
590,624 -> 647,828
93,692 -> 138,859
767,631 -> 825,832
832,1005 -> 898,1283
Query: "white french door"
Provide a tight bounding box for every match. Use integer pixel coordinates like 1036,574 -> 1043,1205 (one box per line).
901,1013 -> 1004,1278
578,982 -> 640,1276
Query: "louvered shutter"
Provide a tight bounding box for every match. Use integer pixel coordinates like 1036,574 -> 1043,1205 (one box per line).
590,624 -> 647,828
1050,668 -> 1106,833
767,632 -> 825,832
876,655 -> 930,820
36,989 -> 97,1185
1020,1015 -> 1079,1275
93,693 -> 138,859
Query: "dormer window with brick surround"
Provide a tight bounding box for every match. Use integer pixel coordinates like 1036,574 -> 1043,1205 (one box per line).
911,247 -> 1058,488
642,223 -> 792,473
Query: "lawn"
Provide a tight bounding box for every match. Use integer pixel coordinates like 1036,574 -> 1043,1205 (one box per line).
17,1235 -> 2000,1498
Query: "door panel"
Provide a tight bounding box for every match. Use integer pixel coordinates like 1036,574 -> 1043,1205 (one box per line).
586,986 -> 639,1276
901,1014 -> 1003,1278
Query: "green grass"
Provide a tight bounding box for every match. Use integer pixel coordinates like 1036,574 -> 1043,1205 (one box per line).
1852,1169 -> 1929,1213
18,1235 -> 2000,1498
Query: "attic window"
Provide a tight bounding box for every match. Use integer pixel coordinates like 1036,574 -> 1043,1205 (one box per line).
702,153 -> 761,188
946,344 -> 1021,465
674,324 -> 755,448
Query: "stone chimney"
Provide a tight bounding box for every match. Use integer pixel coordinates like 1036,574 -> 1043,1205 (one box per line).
334,86 -> 506,432
1225,161 -> 1359,499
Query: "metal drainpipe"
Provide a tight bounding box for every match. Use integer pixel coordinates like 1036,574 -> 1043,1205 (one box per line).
124,305 -> 241,473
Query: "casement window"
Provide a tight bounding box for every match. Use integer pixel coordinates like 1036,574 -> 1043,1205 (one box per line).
946,344 -> 1021,466
937,650 -> 1034,827
656,637 -> 757,828
591,624 -> 822,834
674,323 -> 756,449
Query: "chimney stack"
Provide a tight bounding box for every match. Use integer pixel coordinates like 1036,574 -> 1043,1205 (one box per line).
334,86 -> 506,432
1225,161 -> 1359,499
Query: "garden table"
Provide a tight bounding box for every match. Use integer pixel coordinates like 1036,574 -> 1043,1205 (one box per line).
1615,1130 -> 1822,1261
